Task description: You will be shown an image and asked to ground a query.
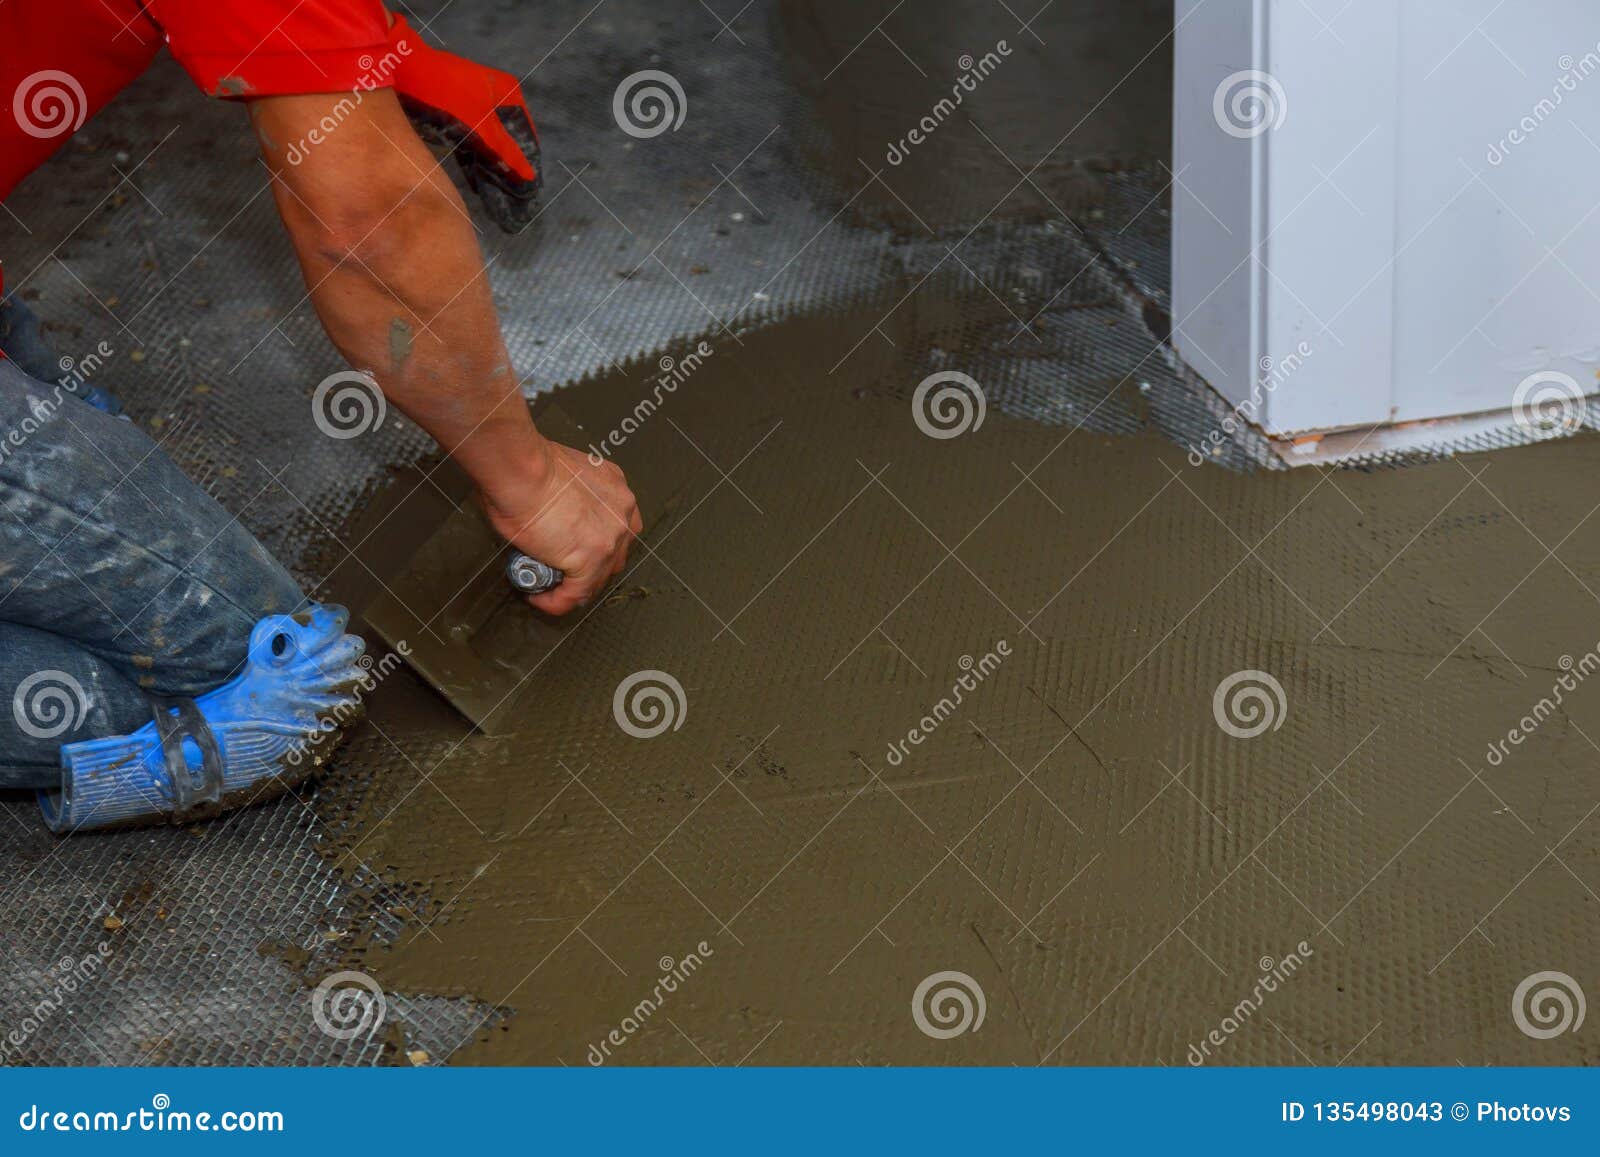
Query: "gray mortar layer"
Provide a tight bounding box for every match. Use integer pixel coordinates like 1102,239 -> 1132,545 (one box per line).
0,0 -> 1552,1065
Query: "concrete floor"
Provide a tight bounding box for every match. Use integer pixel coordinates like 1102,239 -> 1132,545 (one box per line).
0,0 -> 1595,1067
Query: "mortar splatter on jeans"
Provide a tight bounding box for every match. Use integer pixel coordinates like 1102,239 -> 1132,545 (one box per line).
0,303 -> 304,788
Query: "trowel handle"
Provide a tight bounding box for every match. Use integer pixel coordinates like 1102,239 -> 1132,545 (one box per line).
504,550 -> 564,595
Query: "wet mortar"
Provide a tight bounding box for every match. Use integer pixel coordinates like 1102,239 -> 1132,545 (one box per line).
1,0 -> 1592,1068
316,292 -> 1600,1066
779,0 -> 1172,232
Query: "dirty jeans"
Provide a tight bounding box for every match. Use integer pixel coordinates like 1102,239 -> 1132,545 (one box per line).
0,326 -> 304,787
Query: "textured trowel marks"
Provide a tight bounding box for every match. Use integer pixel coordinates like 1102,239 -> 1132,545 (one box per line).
321,298 -> 1600,1067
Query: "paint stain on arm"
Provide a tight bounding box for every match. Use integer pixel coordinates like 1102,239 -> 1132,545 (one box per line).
388,317 -> 413,372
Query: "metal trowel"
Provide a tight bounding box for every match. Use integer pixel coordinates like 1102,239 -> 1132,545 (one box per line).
364,404 -> 658,733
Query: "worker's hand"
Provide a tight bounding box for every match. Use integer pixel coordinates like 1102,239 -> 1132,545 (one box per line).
478,440 -> 642,616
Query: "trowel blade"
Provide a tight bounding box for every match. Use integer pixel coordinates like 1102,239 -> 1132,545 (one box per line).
363,405 -> 609,734
363,502 -> 568,733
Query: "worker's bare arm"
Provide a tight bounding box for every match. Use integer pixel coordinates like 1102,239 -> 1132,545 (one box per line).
247,89 -> 638,614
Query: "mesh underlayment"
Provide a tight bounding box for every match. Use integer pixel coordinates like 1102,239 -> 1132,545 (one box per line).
0,0 -> 1583,1065
0,0 -> 1207,1066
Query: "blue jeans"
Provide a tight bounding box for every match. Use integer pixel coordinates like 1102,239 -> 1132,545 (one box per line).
0,310 -> 304,787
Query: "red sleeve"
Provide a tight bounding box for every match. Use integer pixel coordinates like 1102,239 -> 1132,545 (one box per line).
148,0 -> 393,99
0,0 -> 161,203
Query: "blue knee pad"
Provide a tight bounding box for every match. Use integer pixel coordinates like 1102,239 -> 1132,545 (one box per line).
38,604 -> 368,833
